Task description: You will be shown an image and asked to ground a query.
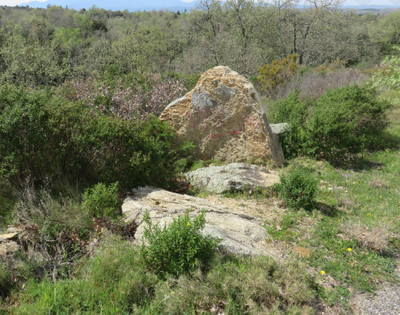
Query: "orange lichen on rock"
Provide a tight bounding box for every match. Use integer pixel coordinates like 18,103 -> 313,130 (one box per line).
160,66 -> 284,166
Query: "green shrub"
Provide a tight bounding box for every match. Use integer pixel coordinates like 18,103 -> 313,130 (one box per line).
310,85 -> 391,159
368,50 -> 400,91
257,54 -> 299,93
140,210 -> 219,279
0,85 -> 193,190
82,182 -> 119,218
268,90 -> 310,158
279,166 -> 318,210
269,85 -> 392,160
0,263 -> 14,301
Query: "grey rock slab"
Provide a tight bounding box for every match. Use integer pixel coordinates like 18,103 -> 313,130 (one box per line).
122,186 -> 272,256
185,162 -> 280,193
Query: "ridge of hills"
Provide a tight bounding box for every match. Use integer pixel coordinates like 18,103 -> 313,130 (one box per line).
12,0 -> 400,12
17,0 -> 198,11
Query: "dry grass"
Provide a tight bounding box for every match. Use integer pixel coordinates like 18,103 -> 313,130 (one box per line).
267,69 -> 368,101
369,176 -> 389,189
340,221 -> 394,252
154,255 -> 316,315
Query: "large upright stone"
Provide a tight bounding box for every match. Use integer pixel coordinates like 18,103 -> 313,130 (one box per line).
160,66 -> 284,167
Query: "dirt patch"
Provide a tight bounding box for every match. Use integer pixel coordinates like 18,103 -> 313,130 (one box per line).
204,194 -> 284,222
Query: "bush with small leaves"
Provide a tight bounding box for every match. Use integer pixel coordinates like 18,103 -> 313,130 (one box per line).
257,54 -> 299,94
269,85 -> 392,160
279,166 -> 318,210
140,210 -> 219,279
82,182 -> 119,218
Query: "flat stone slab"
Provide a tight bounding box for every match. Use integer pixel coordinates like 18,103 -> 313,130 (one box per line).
185,163 -> 280,193
0,233 -> 18,242
122,186 -> 272,256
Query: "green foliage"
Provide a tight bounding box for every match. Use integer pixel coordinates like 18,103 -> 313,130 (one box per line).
257,54 -> 299,92
150,255 -> 315,315
14,185 -> 94,280
8,238 -> 315,315
269,85 -> 392,160
279,166 -> 318,210
82,182 -> 119,218
0,85 -> 193,189
310,217 -> 396,294
10,238 -> 158,314
368,50 -> 400,91
0,263 -> 15,301
140,210 -> 219,279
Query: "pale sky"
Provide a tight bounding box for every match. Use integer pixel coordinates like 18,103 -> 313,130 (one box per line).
0,0 -> 398,8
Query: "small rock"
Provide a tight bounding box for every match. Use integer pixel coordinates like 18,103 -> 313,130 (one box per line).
270,123 -> 290,135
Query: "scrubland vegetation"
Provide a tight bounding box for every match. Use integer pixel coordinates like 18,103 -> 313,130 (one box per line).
1,1 -> 400,314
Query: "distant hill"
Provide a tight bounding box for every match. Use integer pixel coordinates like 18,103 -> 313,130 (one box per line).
15,1 -> 400,13
342,4 -> 400,9
19,0 -> 198,11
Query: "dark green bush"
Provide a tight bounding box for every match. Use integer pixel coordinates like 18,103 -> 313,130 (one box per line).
0,263 -> 14,301
0,85 -> 193,190
140,210 -> 219,279
279,166 -> 318,210
269,85 -> 392,160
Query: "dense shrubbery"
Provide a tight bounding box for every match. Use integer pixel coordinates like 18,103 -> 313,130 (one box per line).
0,84 -> 193,190
269,85 -> 392,160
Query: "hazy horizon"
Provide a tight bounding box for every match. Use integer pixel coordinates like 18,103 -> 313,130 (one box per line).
1,0 -> 399,9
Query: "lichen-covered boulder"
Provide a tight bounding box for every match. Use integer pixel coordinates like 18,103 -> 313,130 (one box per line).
160,66 -> 284,167
185,163 -> 280,193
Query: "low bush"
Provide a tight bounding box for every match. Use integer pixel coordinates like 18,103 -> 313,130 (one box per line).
82,182 -> 119,218
256,54 -> 299,94
279,166 -> 318,210
0,263 -> 14,301
265,68 -> 368,101
269,85 -> 392,160
140,210 -> 219,279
